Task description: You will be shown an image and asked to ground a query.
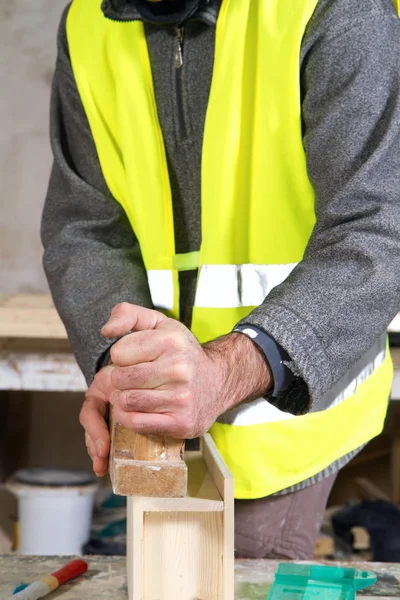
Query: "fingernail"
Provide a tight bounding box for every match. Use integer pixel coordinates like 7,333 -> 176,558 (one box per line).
101,316 -> 117,334
110,389 -> 120,405
95,440 -> 104,458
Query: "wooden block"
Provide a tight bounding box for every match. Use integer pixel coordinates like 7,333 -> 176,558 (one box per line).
109,410 -> 187,497
351,526 -> 370,551
126,433 -> 234,600
314,535 -> 334,558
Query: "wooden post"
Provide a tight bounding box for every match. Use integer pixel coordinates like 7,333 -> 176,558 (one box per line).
126,434 -> 234,600
109,409 -> 188,497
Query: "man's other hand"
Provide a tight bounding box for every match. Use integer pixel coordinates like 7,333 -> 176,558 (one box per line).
101,303 -> 273,439
80,365 -> 115,477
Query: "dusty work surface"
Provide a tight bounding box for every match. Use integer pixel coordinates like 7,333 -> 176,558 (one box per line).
1,556 -> 400,599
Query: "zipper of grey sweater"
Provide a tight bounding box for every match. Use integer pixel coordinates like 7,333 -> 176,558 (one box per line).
175,27 -> 188,139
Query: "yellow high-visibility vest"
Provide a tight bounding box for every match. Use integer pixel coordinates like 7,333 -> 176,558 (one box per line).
67,0 -> 393,498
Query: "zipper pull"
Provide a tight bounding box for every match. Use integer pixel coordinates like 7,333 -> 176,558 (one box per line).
175,27 -> 184,68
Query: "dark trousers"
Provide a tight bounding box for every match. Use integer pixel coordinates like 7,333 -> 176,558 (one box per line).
235,473 -> 336,559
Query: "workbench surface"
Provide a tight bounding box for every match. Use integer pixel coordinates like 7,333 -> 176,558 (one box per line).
1,556 -> 400,599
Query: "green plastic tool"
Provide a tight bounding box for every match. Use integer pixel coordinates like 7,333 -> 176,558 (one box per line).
267,563 -> 377,600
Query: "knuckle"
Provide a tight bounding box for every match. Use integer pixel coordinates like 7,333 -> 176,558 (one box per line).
171,360 -> 190,381
94,368 -> 110,390
185,422 -> 201,439
173,415 -> 192,439
128,365 -> 153,387
119,390 -> 134,408
111,366 -> 129,388
175,388 -> 193,407
120,301 -> 136,318
129,413 -> 147,432
165,332 -> 185,352
120,301 -> 132,311
92,372 -> 101,387
113,302 -> 129,315
120,389 -> 146,410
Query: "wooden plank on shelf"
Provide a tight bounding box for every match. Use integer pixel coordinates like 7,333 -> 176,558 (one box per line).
0,348 -> 86,392
0,294 -> 55,309
0,294 -> 67,340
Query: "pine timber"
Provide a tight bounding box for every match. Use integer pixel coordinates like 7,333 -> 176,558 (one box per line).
109,408 -> 187,497
126,433 -> 234,600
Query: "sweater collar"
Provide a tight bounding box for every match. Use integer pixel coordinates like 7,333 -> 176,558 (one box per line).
101,0 -> 218,26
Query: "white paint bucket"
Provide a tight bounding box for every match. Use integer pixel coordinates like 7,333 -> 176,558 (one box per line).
7,469 -> 98,555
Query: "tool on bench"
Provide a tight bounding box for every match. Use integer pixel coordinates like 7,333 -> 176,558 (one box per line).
8,559 -> 88,600
267,563 -> 377,600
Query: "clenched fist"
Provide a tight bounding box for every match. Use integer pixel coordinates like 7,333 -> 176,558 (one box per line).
80,303 -> 272,476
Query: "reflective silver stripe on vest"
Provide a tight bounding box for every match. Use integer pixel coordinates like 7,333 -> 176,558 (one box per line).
313,333 -> 387,412
147,263 -> 298,311
194,263 -> 298,308
217,333 -> 387,426
147,270 -> 174,311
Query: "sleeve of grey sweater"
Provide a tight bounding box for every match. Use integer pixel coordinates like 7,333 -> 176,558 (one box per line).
240,0 -> 400,409
41,6 -> 153,385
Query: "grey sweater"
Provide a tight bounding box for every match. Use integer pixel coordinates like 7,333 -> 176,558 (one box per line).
41,0 -> 400,493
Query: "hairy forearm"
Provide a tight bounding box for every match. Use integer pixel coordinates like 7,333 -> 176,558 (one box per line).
204,332 -> 273,411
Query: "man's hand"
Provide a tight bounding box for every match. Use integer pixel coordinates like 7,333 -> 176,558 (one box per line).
101,303 -> 273,439
80,365 -> 116,477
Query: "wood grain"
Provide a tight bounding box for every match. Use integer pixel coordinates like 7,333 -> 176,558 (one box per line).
126,497 -> 144,600
140,452 -> 223,513
144,511 -> 223,600
109,410 -> 187,497
126,435 -> 234,600
202,434 -> 235,600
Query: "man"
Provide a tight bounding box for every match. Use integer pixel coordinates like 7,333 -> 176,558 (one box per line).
41,0 -> 400,559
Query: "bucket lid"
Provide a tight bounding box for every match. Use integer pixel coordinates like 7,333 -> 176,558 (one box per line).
13,468 -> 97,487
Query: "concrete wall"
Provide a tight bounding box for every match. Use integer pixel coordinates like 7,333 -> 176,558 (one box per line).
0,3 -> 91,531
0,0 -> 65,293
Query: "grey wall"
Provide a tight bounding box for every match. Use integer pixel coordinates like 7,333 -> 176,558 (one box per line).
0,5 -> 92,531
0,0 -> 65,293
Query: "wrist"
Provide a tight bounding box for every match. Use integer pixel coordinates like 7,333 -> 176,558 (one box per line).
204,332 -> 273,412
